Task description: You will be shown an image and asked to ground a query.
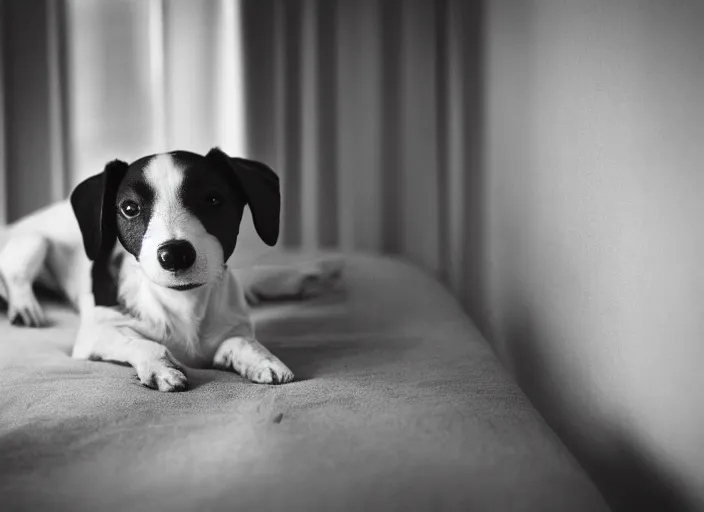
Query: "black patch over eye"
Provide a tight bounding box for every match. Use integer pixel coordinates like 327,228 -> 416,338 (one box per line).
120,200 -> 140,219
180,162 -> 245,262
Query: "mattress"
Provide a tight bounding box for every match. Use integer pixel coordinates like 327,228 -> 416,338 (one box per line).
0,251 -> 609,511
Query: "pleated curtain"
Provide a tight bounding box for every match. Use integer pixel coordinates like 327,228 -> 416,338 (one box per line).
1,0 -> 483,311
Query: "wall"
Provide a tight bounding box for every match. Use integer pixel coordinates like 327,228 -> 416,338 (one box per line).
477,1 -> 704,509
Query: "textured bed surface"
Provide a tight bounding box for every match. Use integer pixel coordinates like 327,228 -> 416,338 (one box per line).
0,252 -> 609,511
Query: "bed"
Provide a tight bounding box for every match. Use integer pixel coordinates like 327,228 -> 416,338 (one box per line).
0,249 -> 609,511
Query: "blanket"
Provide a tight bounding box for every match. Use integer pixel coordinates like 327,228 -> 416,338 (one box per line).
0,251 -> 609,511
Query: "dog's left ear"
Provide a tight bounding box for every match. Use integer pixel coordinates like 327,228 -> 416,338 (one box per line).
205,147 -> 280,246
70,160 -> 129,260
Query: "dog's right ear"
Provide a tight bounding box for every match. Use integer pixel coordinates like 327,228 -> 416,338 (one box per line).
70,160 -> 129,261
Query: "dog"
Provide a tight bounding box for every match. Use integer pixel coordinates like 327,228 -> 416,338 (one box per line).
0,147 -> 342,391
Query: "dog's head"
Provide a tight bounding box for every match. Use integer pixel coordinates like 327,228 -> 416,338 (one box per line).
70,148 -> 279,291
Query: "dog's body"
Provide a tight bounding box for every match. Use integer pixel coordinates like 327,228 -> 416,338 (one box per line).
0,148 -> 340,391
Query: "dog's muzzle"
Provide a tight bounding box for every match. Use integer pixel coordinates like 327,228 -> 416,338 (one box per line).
157,240 -> 196,272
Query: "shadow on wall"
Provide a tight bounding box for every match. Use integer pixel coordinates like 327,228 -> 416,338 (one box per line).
478,1 -> 704,511
505,306 -> 692,512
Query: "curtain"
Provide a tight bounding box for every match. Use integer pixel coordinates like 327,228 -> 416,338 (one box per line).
1,0 -> 246,218
241,0 -> 482,293
1,0 -> 484,309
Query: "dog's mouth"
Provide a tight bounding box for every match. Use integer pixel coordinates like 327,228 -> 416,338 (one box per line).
167,283 -> 205,291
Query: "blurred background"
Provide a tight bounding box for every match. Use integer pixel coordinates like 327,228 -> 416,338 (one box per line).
1,0 -> 703,510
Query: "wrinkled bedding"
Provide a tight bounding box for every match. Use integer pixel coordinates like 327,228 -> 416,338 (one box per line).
0,251 -> 609,511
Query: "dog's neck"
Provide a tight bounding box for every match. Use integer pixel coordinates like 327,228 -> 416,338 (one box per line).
116,254 -> 229,358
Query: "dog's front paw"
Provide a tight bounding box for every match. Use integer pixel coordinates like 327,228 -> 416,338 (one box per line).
136,352 -> 188,392
245,358 -> 295,385
150,366 -> 188,392
214,337 -> 294,385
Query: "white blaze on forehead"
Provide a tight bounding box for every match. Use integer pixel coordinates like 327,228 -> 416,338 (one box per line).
144,154 -> 184,214
143,153 -> 189,240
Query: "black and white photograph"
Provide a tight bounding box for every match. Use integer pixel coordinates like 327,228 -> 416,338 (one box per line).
0,1 -> 702,511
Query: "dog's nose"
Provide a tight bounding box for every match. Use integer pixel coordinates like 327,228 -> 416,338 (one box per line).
157,240 -> 196,272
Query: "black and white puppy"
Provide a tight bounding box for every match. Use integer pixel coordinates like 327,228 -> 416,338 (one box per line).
0,148 -> 340,391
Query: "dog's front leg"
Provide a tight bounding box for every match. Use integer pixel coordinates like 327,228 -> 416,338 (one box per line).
73,306 -> 187,392
213,336 -> 294,385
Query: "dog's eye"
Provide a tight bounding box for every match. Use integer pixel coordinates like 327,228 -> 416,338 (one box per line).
120,200 -> 140,219
207,194 -> 223,207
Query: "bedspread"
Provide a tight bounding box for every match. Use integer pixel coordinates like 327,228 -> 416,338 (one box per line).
0,251 -> 609,511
